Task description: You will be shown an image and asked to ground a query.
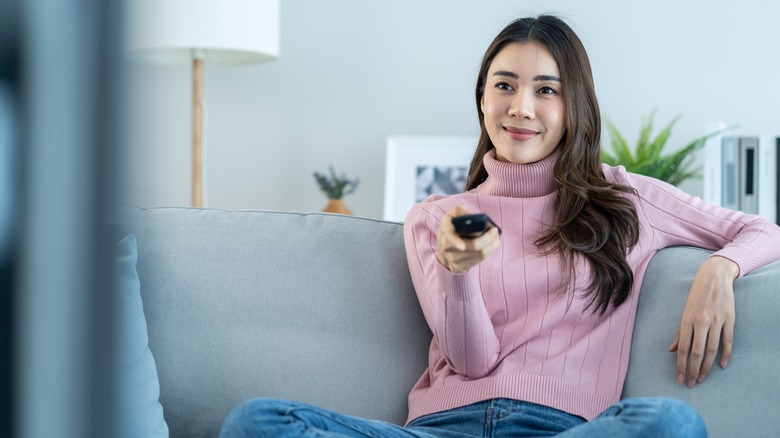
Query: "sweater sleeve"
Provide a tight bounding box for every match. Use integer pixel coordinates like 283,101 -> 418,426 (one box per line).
624,170 -> 780,277
403,202 -> 501,379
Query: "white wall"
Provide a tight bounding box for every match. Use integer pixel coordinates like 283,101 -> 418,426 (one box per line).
123,0 -> 780,219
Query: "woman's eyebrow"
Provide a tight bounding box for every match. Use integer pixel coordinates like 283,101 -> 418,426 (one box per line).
492,71 -> 561,82
533,74 -> 561,82
492,70 -> 519,79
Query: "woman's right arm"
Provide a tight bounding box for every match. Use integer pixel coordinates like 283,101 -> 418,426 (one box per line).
403,202 -> 501,379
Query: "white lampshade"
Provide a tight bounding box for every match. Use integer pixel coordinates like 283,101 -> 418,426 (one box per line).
124,0 -> 279,208
125,0 -> 280,63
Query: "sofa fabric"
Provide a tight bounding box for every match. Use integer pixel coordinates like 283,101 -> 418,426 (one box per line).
624,245 -> 780,436
126,208 -> 431,437
124,207 -> 780,437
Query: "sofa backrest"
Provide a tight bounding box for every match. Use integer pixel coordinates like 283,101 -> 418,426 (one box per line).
126,207 -> 780,437
128,208 -> 431,437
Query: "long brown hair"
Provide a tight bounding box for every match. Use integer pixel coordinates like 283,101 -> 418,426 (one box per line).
468,15 -> 639,314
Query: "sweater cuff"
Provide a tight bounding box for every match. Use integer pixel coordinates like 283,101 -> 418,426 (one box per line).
434,261 -> 483,301
711,246 -> 764,278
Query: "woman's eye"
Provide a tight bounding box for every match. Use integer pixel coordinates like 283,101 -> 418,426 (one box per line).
538,86 -> 558,95
496,82 -> 514,91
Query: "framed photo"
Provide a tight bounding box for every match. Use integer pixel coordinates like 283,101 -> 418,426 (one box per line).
383,135 -> 478,222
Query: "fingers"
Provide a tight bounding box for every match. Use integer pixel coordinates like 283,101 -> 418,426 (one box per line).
438,219 -> 465,251
676,326 -> 721,388
696,326 -> 722,383
462,226 -> 500,251
721,317 -> 734,369
439,227 -> 500,273
436,206 -> 500,273
675,325 -> 693,386
675,325 -> 708,388
675,314 -> 734,388
686,324 -> 710,387
668,329 -> 680,352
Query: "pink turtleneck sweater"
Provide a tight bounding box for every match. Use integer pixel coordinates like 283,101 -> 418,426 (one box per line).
403,148 -> 780,424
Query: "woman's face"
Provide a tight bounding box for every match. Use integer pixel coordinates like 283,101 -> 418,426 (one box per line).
481,42 -> 565,164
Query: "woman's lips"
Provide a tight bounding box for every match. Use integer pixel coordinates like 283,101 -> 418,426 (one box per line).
503,126 -> 539,141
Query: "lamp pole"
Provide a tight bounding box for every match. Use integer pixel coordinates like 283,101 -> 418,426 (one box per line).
126,0 -> 280,209
191,56 -> 204,207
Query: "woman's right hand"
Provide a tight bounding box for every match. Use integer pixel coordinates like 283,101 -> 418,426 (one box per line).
436,205 -> 501,273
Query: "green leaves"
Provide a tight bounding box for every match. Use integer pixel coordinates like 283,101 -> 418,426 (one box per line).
313,165 -> 360,199
601,110 -> 732,186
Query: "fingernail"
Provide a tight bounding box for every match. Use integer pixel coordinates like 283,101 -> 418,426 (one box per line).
721,358 -> 729,369
697,374 -> 707,383
687,380 -> 696,388
676,374 -> 684,385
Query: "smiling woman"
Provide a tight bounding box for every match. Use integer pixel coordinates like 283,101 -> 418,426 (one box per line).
479,41 -> 565,164
219,14 -> 780,438
466,15 -> 641,319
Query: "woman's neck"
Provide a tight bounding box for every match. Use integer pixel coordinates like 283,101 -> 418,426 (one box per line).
475,148 -> 559,198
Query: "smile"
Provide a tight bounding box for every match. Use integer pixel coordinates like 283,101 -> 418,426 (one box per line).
503,126 -> 539,141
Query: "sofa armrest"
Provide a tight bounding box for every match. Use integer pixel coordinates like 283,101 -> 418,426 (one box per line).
624,246 -> 780,437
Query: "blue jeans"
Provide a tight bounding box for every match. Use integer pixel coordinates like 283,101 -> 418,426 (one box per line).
220,397 -> 707,437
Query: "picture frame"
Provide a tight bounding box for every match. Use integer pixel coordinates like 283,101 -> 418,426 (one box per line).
383,135 -> 478,222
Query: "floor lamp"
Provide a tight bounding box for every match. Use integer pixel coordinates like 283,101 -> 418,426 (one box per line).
125,0 -> 280,207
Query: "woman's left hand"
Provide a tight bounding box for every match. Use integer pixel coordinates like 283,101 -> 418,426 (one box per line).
668,255 -> 739,388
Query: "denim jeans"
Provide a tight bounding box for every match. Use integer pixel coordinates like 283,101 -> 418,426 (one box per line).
220,396 -> 707,438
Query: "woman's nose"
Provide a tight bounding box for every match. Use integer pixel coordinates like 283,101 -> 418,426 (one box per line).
508,91 -> 534,119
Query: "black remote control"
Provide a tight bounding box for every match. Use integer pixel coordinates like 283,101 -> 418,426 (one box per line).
451,213 -> 501,238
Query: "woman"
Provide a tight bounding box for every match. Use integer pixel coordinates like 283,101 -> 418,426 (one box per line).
221,15 -> 780,437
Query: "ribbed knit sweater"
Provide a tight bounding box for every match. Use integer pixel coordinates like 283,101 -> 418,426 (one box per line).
403,148 -> 780,424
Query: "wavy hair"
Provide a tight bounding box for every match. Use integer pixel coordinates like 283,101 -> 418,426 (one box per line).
468,15 -> 640,314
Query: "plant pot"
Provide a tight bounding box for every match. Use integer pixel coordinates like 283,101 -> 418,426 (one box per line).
322,198 -> 353,215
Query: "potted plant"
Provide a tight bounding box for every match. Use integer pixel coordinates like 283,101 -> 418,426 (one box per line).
601,111 -> 731,186
313,165 -> 360,215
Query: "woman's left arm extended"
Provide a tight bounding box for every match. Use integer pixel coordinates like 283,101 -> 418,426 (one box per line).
626,171 -> 780,388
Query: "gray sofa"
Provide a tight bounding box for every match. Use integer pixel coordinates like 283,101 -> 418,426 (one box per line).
123,206 -> 780,437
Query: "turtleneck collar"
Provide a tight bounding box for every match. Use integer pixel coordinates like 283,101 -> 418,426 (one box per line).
475,147 -> 559,198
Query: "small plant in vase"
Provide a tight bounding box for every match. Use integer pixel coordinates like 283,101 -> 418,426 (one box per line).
313,165 -> 360,215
